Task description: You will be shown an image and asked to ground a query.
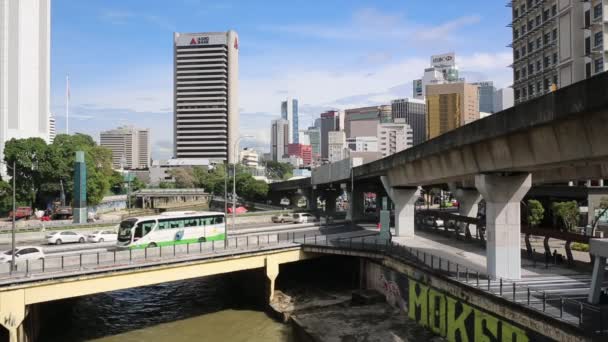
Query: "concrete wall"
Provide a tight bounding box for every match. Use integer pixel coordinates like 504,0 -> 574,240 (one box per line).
312,158 -> 363,185
363,259 -> 588,341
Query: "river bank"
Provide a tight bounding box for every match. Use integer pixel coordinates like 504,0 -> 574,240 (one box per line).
268,288 -> 442,342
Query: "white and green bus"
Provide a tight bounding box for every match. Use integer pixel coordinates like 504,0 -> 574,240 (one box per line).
116,211 -> 226,249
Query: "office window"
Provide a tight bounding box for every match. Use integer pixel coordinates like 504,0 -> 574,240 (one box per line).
521,5 -> 526,13
528,20 -> 533,31
515,89 -> 520,100
544,78 -> 550,90
552,29 -> 557,40
515,69 -> 521,80
586,36 -> 592,55
514,8 -> 519,18
528,42 -> 534,52
522,87 -> 527,97
522,45 -> 527,56
536,60 -> 541,71
543,9 -> 549,21
514,29 -> 519,39
537,82 -> 542,93
535,15 -> 541,26
552,5 -> 557,16
553,53 -> 557,64
586,62 -> 592,78
521,25 -> 526,34
544,56 -> 550,68
522,68 -> 527,77
527,0 -> 532,7
595,57 -> 604,73
553,75 -> 558,86
586,10 -> 591,28
595,31 -> 603,47
536,37 -> 541,49
544,33 -> 550,44
594,4 -> 603,19
528,63 -> 534,75
528,84 -> 534,96
515,49 -> 520,60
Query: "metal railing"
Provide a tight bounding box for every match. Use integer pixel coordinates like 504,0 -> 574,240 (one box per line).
299,234 -> 607,338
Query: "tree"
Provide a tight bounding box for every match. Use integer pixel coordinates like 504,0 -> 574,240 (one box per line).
527,199 -> 544,228
3,137 -> 48,207
591,197 -> 608,236
169,167 -> 196,188
131,177 -> 146,192
263,160 -> 293,180
552,201 -> 580,232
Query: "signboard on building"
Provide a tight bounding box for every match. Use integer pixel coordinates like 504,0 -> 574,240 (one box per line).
175,32 -> 227,47
431,52 -> 455,68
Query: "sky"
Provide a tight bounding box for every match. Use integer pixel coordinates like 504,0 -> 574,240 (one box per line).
50,0 -> 513,159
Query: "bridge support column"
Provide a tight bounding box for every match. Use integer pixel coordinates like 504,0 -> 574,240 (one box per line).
0,290 -> 26,342
324,191 -> 338,216
265,257 -> 279,302
392,187 -> 420,238
589,255 -> 606,304
449,185 -> 482,234
476,173 -> 531,280
346,188 -> 365,222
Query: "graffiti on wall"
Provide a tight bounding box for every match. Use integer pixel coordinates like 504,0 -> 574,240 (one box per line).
367,262 -> 551,342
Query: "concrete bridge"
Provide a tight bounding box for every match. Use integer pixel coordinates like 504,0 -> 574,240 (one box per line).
270,72 -> 608,280
134,188 -> 211,210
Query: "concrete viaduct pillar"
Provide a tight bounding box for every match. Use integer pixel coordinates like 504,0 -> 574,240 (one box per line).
265,257 -> 279,302
324,191 -> 338,217
381,175 -> 419,237
476,173 -> 531,280
0,290 -> 27,342
346,187 -> 365,222
449,184 -> 482,236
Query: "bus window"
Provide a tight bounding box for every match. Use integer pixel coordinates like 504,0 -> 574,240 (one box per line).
185,219 -> 197,227
158,220 -> 169,230
214,216 -> 224,224
170,219 -> 183,229
135,220 -> 155,240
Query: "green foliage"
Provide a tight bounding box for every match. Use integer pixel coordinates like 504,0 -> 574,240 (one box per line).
131,177 -> 146,192
527,199 -> 545,227
3,133 -> 115,208
552,201 -> 579,232
571,242 -> 589,252
263,160 -> 293,180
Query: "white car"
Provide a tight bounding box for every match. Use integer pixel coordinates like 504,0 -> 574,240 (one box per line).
46,231 -> 86,245
87,230 -> 117,243
0,246 -> 45,263
292,213 -> 315,224
424,217 -> 444,228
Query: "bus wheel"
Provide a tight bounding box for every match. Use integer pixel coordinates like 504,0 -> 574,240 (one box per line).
198,237 -> 207,243
147,243 -> 157,248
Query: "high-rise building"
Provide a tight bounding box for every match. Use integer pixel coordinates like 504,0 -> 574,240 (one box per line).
377,121 -> 413,157
391,98 -> 426,146
319,110 -> 339,159
413,53 -> 461,99
426,83 -> 480,140
346,136 -> 378,152
510,0 -> 605,105
473,82 -> 496,113
100,126 -> 151,170
239,148 -> 259,167
344,106 -> 391,138
0,0 -> 51,174
271,118 -> 289,162
494,88 -> 514,113
328,131 -> 347,163
49,115 -> 56,144
297,130 -> 311,146
281,98 -> 299,144
287,143 -> 312,166
173,31 -> 239,163
305,127 -> 321,158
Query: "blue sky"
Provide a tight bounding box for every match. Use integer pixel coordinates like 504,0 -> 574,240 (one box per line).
50,0 -> 513,159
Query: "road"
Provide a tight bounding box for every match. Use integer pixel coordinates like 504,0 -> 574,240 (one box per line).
0,221 -> 363,257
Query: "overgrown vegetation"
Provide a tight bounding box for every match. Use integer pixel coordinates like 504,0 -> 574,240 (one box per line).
552,201 -> 580,232
527,199 -> 545,228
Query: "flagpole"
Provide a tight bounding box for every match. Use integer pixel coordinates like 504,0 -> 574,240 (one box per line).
66,75 -> 70,134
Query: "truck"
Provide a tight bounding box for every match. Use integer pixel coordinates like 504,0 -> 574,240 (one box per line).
8,207 -> 33,220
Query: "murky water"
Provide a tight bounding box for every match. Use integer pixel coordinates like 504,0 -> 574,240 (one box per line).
38,276 -> 293,342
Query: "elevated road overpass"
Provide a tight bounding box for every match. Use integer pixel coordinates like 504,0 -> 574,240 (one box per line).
270,72 -> 608,280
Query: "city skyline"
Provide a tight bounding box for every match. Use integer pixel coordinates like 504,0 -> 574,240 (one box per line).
48,0 -> 512,159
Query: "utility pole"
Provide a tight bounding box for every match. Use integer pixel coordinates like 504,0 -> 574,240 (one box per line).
10,161 -> 16,273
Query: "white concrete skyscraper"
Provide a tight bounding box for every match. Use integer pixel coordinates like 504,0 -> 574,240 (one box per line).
0,0 -> 51,171
173,31 -> 239,163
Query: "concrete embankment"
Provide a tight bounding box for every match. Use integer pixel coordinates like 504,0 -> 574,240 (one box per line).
269,289 -> 442,342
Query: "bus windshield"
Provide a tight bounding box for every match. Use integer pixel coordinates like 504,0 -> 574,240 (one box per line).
118,219 -> 137,243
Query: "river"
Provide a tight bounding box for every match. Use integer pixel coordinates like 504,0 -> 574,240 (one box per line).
38,275 -> 293,342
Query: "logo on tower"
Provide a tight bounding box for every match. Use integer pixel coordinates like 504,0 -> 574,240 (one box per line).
189,37 -> 209,45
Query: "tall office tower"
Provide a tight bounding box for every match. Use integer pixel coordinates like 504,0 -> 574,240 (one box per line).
100,126 -> 151,169
48,115 -> 56,143
173,31 -> 239,163
305,127 -> 321,158
494,88 -> 515,113
281,98 -> 299,143
510,0 -> 605,105
271,118 -> 289,162
413,52 -> 460,99
297,130 -> 311,146
426,83 -> 480,140
377,121 -> 413,157
391,98 -> 427,146
327,131 -> 347,163
343,106 -> 391,138
0,0 -> 51,174
473,81 -> 497,113
319,110 -> 339,159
